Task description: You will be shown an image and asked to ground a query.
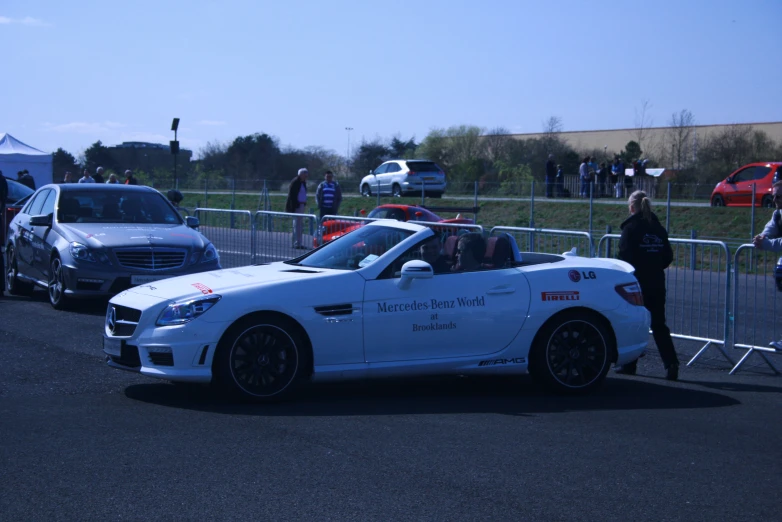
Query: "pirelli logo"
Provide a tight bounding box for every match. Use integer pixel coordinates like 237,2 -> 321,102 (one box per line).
541,291 -> 580,301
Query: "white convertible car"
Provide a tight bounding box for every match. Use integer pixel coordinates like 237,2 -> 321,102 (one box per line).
103,221 -> 649,400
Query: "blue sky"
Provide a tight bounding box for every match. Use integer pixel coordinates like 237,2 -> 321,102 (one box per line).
2,0 -> 781,159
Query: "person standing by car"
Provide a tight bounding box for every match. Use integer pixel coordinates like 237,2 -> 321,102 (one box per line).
17,170 -> 35,191
578,156 -> 591,198
93,166 -> 105,184
315,170 -> 342,221
124,170 -> 138,185
78,170 -> 96,183
617,190 -> 679,380
285,168 -> 309,249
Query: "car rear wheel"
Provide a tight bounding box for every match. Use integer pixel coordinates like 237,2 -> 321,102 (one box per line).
48,256 -> 70,310
6,246 -> 34,296
711,195 -> 724,207
361,184 -> 372,197
214,315 -> 310,402
529,311 -> 612,395
392,184 -> 402,198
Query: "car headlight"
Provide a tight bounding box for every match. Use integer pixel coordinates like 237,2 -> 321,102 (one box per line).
69,242 -> 110,264
201,243 -> 218,263
156,295 -> 222,326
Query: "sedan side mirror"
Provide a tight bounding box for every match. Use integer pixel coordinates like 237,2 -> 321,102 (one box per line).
185,216 -> 200,229
398,260 -> 433,289
30,214 -> 53,227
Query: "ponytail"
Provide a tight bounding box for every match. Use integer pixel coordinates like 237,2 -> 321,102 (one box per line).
628,190 -> 654,221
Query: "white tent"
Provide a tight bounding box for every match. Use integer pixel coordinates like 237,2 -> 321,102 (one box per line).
0,133 -> 53,189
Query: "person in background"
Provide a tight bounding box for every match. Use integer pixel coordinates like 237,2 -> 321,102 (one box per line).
18,170 -> 35,191
578,156 -> 591,198
545,154 -> 556,198
93,166 -> 105,184
617,190 -> 679,380
597,162 -> 609,198
62,172 -> 73,183
124,170 -> 138,185
106,173 -> 120,184
610,159 -> 620,198
315,170 -> 342,221
285,168 -> 309,249
0,169 -> 7,296
78,170 -> 95,183
556,164 -> 566,197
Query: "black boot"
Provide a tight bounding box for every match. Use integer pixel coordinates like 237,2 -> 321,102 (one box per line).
616,360 -> 637,375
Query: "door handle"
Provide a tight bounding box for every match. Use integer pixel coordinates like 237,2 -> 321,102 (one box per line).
487,285 -> 515,295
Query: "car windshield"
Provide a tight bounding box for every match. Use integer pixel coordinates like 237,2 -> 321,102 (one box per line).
57,190 -> 183,225
290,225 -> 415,270
367,207 -> 407,221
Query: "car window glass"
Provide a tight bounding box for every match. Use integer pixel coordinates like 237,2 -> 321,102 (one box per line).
39,190 -> 57,216
378,234 -> 458,279
387,163 -> 400,173
291,225 -> 414,271
373,164 -> 388,175
56,190 -> 182,224
754,166 -> 772,180
406,162 -> 440,172
29,190 -> 50,215
21,192 -> 40,214
732,168 -> 751,183
6,179 -> 34,202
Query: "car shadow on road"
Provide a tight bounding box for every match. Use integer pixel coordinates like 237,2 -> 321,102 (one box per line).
0,290 -> 109,316
124,375 -> 740,417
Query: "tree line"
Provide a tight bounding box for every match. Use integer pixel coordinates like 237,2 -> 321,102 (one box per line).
51,108 -> 782,192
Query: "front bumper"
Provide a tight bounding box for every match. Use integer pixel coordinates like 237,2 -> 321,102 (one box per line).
63,260 -> 221,298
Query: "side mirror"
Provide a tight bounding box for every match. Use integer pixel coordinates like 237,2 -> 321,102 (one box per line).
185,216 -> 200,229
398,260 -> 433,289
30,214 -> 52,227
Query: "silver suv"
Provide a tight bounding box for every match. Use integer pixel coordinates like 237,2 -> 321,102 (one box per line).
360,160 -> 446,198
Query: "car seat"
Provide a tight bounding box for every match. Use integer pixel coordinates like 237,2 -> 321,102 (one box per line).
482,235 -> 513,268
57,198 -> 81,223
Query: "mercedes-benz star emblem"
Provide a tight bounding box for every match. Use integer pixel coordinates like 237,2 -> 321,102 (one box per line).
107,306 -> 117,335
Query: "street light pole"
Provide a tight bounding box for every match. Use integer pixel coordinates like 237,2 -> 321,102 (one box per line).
345,127 -> 353,175
171,118 -> 180,190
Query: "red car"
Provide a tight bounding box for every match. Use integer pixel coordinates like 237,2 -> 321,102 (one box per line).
314,204 -> 475,247
711,162 -> 782,207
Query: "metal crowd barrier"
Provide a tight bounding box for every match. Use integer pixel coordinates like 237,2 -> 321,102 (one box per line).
176,207 -> 192,217
193,208 -> 254,268
597,234 -> 734,368
253,211 -> 318,263
730,244 -> 781,375
491,226 -> 593,257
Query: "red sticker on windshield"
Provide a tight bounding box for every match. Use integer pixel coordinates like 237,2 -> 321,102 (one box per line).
192,283 -> 213,295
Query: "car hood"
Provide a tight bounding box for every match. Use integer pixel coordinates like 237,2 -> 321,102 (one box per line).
126,262 -> 333,300
59,223 -> 207,249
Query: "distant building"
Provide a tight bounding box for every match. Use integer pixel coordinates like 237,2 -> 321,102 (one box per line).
504,121 -> 782,158
107,141 -> 192,173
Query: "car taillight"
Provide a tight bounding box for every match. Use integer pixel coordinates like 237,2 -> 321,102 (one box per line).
407,171 -> 417,176
616,282 -> 644,306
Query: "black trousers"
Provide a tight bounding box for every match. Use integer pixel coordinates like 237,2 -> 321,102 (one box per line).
642,284 -> 679,368
0,203 -> 5,294
319,208 -> 337,221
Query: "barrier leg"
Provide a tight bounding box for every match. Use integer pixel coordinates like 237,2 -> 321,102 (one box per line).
758,352 -> 781,375
729,349 -> 756,375
687,341 -> 734,367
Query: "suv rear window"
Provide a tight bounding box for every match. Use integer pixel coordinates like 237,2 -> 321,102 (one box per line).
405,161 -> 440,172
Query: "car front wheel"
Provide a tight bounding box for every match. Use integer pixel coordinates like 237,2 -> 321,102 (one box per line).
214,315 -> 310,402
529,311 -> 612,394
392,184 -> 402,197
6,246 -> 34,296
711,195 -> 724,207
48,256 -> 70,310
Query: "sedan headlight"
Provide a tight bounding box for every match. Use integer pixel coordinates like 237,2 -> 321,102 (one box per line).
69,242 -> 110,264
190,243 -> 220,265
156,295 -> 222,326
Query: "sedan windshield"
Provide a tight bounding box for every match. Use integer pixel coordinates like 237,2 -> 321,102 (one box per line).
57,191 -> 183,225
291,225 -> 415,270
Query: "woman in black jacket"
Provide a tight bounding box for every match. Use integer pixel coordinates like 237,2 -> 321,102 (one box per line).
617,190 -> 680,380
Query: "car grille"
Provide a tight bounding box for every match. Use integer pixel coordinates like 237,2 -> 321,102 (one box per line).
114,248 -> 187,270
107,304 -> 142,337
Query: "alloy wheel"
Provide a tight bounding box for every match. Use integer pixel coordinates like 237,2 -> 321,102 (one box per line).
228,324 -> 299,397
545,320 -> 608,389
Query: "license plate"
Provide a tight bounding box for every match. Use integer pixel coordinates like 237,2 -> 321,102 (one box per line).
103,337 -> 123,356
131,274 -> 167,285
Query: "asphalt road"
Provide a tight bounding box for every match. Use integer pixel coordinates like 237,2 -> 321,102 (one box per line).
1,288 -> 781,520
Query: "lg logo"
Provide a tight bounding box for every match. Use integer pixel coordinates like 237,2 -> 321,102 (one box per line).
569,270 -> 596,282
